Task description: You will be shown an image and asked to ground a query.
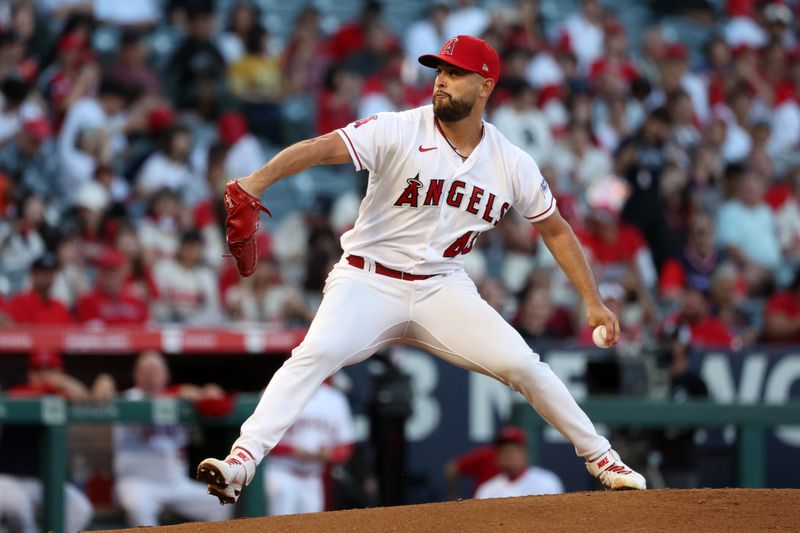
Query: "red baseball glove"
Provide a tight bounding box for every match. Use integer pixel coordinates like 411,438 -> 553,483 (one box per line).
224,180 -> 272,277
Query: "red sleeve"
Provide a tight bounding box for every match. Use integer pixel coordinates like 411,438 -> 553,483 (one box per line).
76,295 -> 97,323
7,383 -> 60,397
271,442 -> 295,456
327,443 -> 355,464
5,294 -> 29,323
659,258 -> 686,295
455,446 -> 495,476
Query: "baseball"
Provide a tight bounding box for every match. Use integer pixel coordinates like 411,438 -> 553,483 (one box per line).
592,325 -> 612,348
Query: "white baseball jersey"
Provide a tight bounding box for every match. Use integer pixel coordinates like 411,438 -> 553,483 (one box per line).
268,383 -> 355,478
113,388 -> 189,481
475,466 -> 564,499
336,105 -> 556,275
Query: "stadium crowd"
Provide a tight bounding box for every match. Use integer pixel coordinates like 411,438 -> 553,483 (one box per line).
0,0 -> 798,355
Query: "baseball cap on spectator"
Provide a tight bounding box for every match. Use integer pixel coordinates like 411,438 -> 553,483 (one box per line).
665,43 -> 688,62
32,253 -> 59,272
58,31 -> 85,53
493,426 -> 527,446
218,112 -> 248,145
29,349 -> 63,370
23,118 -> 52,142
96,248 -> 126,270
418,35 -> 501,84
148,105 -> 175,133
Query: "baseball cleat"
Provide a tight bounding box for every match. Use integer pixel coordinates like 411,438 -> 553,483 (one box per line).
197,448 -> 256,505
585,448 -> 646,490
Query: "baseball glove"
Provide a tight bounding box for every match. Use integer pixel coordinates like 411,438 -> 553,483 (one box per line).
224,180 -> 272,277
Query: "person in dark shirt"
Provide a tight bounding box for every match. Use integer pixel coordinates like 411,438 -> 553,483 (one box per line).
0,349 -> 115,531
5,253 -> 74,325
166,3 -> 226,111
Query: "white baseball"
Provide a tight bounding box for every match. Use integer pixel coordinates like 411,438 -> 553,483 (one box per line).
592,325 -> 612,348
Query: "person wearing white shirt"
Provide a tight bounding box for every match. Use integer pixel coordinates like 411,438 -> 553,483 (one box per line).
491,79 -> 553,165
475,426 -> 564,499
558,0 -> 604,73
404,3 -> 449,83
444,0 -> 489,40
136,124 -> 196,203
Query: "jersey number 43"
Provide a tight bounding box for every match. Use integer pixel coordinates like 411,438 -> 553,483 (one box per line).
443,231 -> 480,257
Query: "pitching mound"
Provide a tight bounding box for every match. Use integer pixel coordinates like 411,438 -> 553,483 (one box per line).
100,488 -> 798,532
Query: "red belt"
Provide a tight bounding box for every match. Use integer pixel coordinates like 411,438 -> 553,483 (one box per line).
346,255 -> 434,281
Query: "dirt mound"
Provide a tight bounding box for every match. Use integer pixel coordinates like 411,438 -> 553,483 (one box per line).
99,489 -> 798,532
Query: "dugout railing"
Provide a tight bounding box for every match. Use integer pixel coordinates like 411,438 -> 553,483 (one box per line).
3,396 -> 800,533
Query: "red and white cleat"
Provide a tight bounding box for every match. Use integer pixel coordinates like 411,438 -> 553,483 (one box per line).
586,448 -> 647,490
197,447 -> 257,505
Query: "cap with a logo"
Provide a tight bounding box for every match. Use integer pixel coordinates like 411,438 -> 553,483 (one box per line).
418,35 -> 500,83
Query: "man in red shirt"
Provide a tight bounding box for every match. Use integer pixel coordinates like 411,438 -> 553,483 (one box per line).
76,249 -> 150,326
5,254 -> 74,324
663,288 -> 735,348
763,270 -> 800,343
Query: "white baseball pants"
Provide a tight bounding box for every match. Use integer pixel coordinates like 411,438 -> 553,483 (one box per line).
234,261 -> 609,462
2,476 -> 93,533
264,467 -> 324,515
116,476 -> 231,526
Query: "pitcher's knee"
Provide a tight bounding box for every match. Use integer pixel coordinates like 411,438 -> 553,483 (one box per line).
291,338 -> 349,368
496,358 -> 538,388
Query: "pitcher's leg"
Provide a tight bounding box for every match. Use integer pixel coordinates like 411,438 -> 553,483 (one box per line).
232,268 -> 409,463
412,274 -> 609,459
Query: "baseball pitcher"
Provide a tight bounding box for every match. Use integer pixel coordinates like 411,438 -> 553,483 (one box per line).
198,35 -> 646,504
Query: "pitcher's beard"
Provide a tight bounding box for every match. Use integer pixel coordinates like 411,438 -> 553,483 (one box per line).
433,95 -> 475,122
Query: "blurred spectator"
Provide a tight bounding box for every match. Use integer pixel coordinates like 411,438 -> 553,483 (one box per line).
659,213 -> 726,299
70,180 -> 113,264
58,78 -> 130,199
716,170 -> 781,293
227,27 -> 284,144
92,0 -> 159,29
326,1 -> 385,62
617,108 -> 677,271
576,207 -> 655,294
4,253 -> 74,324
721,85 -> 754,163
113,350 -> 230,526
166,3 -> 225,110
662,288 -> 735,349
0,348 -> 114,532
444,442 -> 499,499
152,229 -> 222,324
41,29 -> 99,125
475,426 -> 563,498
137,188 -> 186,261
444,0 -> 490,40
492,78 -> 553,166
217,112 -> 266,182
513,285 -> 574,342
316,67 -> 362,135
724,0 -> 767,48
193,142 -> 228,270
550,120 -> 612,195
557,0 -> 604,72
266,378 -> 355,516
775,168 -> 800,269
51,230 -> 91,309
0,193 -> 48,290
0,77 -> 43,146
226,257 -> 312,324
105,29 -> 163,98
76,248 -> 149,326
766,84 -> 800,158
115,224 -> 159,301
0,116 -> 60,202
282,6 -> 328,97
762,269 -> 800,343
136,124 -> 195,202
404,2 -> 449,83
342,24 -> 398,79
477,277 -> 513,321
709,263 -> 756,346
217,1 -> 261,64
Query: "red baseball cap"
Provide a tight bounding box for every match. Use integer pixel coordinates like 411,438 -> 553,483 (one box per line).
30,349 -> 63,370
419,35 -> 500,83
493,426 -> 527,446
